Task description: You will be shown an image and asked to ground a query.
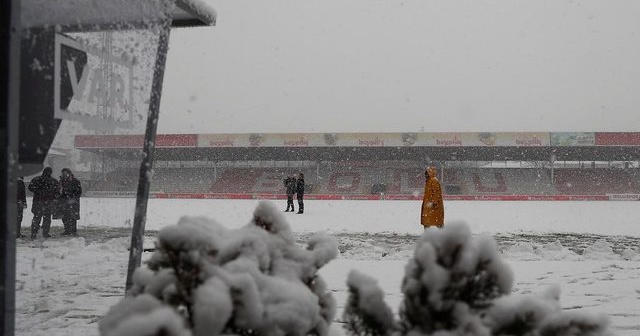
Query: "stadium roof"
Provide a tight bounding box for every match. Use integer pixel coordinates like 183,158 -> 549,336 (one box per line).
22,0 -> 216,30
74,132 -> 640,162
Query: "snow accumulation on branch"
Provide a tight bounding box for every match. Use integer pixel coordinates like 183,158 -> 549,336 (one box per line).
100,201 -> 338,336
343,222 -> 614,336
99,202 -> 613,336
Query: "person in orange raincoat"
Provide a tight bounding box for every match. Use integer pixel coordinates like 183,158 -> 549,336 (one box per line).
421,166 -> 444,228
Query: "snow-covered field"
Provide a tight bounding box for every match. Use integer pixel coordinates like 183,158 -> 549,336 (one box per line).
16,199 -> 640,335
20,198 -> 640,235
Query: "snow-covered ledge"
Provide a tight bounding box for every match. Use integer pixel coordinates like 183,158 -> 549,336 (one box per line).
21,0 -> 216,30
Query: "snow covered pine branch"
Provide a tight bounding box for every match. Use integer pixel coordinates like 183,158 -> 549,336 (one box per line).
343,223 -> 612,336
99,201 -> 338,336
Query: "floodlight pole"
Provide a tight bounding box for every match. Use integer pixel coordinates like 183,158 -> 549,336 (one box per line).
2,0 -> 20,335
125,23 -> 171,292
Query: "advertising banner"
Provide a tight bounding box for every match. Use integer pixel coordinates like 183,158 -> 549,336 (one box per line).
550,132 -> 596,146
197,134 -> 247,147
197,133 -> 404,147
422,132 -> 550,147
335,133 -> 393,147
84,191 -> 137,198
55,34 -> 135,130
79,132 -> 561,148
509,132 -> 550,147
75,134 -> 144,148
75,134 -> 196,148
595,133 -> 640,146
426,133 -> 467,146
198,133 -> 324,147
154,134 -> 198,147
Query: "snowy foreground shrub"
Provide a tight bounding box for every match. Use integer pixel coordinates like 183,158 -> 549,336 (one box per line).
343,222 -> 612,336
100,201 -> 338,336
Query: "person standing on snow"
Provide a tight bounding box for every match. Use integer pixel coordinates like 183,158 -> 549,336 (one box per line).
28,167 -> 59,239
58,168 -> 82,236
296,173 -> 305,214
421,166 -> 444,229
283,174 -> 297,212
16,176 -> 27,238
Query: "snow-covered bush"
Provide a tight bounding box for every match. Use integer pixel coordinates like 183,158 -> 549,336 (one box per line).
343,222 -> 612,336
100,201 -> 338,336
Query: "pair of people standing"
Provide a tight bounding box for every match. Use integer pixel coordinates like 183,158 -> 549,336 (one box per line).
26,167 -> 82,239
283,173 -> 305,214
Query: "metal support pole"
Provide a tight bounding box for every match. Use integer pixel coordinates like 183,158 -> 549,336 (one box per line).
2,0 -> 21,334
550,154 -> 555,185
125,24 -> 171,293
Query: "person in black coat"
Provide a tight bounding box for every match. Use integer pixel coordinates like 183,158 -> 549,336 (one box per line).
283,175 -> 297,212
28,167 -> 59,239
16,176 -> 27,238
58,168 -> 82,236
296,173 -> 305,214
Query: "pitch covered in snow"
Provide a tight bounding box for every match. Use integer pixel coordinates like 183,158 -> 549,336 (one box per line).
15,199 -> 640,335
20,198 -> 640,236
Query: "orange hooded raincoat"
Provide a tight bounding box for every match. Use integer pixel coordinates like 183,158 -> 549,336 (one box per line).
421,167 -> 444,228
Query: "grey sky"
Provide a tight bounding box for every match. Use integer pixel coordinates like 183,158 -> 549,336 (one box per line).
158,0 -> 640,134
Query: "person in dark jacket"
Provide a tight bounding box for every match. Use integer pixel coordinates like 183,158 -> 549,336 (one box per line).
296,173 -> 305,214
28,167 -> 59,239
17,176 -> 27,238
58,168 -> 82,236
283,175 -> 297,212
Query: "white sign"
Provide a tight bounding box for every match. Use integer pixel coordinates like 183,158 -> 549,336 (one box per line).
607,194 -> 640,201
84,191 -> 136,198
54,34 -> 134,130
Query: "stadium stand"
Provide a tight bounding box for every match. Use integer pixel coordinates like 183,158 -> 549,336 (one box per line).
553,169 -> 640,195
152,168 -> 217,193
458,168 -> 556,195
90,169 -> 138,192
74,132 -> 640,199
83,166 -> 640,197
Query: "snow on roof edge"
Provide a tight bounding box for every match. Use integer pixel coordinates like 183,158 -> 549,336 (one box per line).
175,0 -> 217,27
